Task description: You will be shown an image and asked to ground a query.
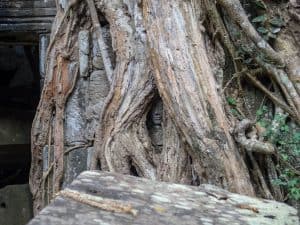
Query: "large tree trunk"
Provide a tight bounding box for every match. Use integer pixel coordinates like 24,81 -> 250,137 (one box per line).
30,0 -> 300,214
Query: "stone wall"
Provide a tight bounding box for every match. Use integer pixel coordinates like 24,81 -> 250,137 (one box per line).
0,0 -> 55,33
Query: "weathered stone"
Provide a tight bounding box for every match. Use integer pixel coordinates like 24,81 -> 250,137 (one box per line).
64,74 -> 89,186
148,100 -> 163,153
85,70 -> 109,141
39,34 -> 50,88
0,184 -> 33,225
0,0 -> 55,33
91,25 -> 114,70
63,148 -> 88,188
92,31 -> 104,70
28,171 -> 299,225
64,65 -> 88,146
79,30 -> 90,78
86,147 -> 95,170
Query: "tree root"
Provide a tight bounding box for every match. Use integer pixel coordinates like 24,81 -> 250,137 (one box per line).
86,0 -> 113,84
217,0 -> 300,122
64,143 -> 92,155
60,189 -> 138,216
247,152 -> 273,199
234,119 -> 275,154
217,0 -> 284,66
244,70 -> 299,122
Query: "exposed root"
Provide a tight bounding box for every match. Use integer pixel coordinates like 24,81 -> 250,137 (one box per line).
218,0 -> 300,123
217,0 -> 284,66
64,143 -> 92,155
60,189 -> 138,216
245,70 -> 298,122
234,119 -> 275,154
247,152 -> 273,199
86,0 -> 113,83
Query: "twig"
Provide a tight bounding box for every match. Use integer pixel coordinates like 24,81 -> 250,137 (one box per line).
64,143 -> 92,155
222,69 -> 246,93
276,154 -> 300,176
245,71 -> 299,123
60,189 -> 138,216
235,204 -> 259,213
43,163 -> 54,180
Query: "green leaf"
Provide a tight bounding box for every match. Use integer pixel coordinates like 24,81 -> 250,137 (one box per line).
272,179 -> 286,186
256,109 -> 263,117
289,188 -> 300,200
280,125 -> 289,132
252,14 -> 267,23
257,27 -> 268,34
255,0 -> 267,10
270,17 -> 284,27
293,132 -> 300,142
288,179 -> 300,188
227,97 -> 237,106
281,154 -> 289,161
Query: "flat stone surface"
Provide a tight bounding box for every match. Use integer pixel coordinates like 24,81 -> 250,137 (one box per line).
0,184 -> 33,225
28,171 -> 299,225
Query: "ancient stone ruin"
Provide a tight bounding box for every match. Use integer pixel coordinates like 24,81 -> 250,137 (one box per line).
28,171 -> 299,225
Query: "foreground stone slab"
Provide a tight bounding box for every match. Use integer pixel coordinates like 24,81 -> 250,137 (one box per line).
28,171 -> 299,225
0,184 -> 33,225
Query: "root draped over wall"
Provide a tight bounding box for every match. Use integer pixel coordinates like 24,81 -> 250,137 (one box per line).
30,0 -> 300,214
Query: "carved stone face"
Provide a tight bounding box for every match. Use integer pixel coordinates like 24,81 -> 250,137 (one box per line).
150,101 -> 163,125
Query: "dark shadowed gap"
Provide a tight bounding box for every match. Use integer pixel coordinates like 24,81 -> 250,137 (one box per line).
0,36 -> 40,225
129,158 -> 139,177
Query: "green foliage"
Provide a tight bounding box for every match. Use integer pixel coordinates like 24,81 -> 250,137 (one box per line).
272,170 -> 300,201
256,105 -> 268,118
227,97 -> 237,106
227,97 -> 244,120
250,1 -> 285,41
269,17 -> 285,27
256,107 -> 300,201
255,0 -> 267,10
252,15 -> 267,23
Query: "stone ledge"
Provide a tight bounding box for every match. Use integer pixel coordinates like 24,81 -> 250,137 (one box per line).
28,171 -> 299,225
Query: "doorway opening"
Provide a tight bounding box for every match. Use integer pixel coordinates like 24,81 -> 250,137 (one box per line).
0,34 -> 41,225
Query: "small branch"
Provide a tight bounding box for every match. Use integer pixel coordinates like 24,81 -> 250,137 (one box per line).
254,58 -> 300,116
234,119 -> 275,154
43,163 -> 54,180
64,143 -> 92,155
276,154 -> 300,176
245,71 -> 298,121
60,189 -> 138,216
222,69 -> 248,93
247,152 -> 273,199
86,0 -> 113,84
